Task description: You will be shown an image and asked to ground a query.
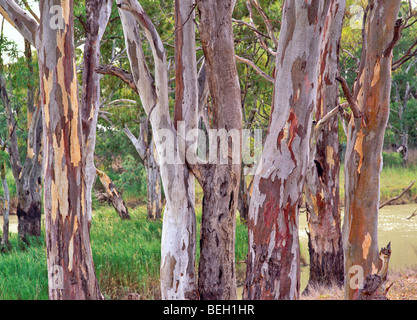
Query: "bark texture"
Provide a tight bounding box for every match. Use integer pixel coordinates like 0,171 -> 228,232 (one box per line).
304,0 -> 345,289
195,0 -> 242,300
0,0 -> 106,299
117,0 -> 198,299
244,0 -> 331,300
342,0 -> 402,300
1,161 -> 9,246
38,0 -> 102,299
0,68 -> 42,241
81,0 -> 113,223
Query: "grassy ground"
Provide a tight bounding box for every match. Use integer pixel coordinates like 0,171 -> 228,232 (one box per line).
301,266 -> 417,300
0,206 -> 249,300
0,164 -> 415,300
340,164 -> 417,205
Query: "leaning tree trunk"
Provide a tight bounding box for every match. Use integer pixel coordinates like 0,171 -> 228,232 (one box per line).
38,0 -> 102,299
304,0 -> 345,290
342,0 -> 402,300
194,0 -> 242,300
244,0 -> 331,300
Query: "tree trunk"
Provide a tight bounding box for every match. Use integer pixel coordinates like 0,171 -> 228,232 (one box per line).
397,82 -> 411,165
81,0 -> 113,223
238,168 -> 250,222
342,0 -> 402,300
17,41 -> 43,241
194,0 -> 242,300
146,139 -> 162,220
0,0 -> 103,299
96,169 -> 130,220
117,0 -> 198,300
1,162 -> 9,246
0,70 -> 42,242
304,0 -> 345,290
38,0 -> 102,299
123,121 -> 163,221
244,0 -> 331,300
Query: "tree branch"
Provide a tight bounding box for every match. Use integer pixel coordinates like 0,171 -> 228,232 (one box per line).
0,0 -> 38,46
336,75 -> 363,119
235,54 -> 274,83
96,64 -> 139,95
379,180 -> 416,209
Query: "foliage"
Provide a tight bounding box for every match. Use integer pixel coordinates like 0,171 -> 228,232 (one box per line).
382,151 -> 405,167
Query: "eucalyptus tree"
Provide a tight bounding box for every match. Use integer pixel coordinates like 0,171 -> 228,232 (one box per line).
244,0 -> 332,300
338,0 -> 402,300
304,0 -> 346,289
0,0 -> 112,299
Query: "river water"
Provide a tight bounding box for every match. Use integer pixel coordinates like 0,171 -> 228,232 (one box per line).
298,204 -> 417,292
235,204 -> 417,298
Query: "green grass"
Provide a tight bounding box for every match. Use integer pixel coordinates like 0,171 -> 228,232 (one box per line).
0,205 -> 249,300
0,235 -> 48,300
339,164 -> 417,204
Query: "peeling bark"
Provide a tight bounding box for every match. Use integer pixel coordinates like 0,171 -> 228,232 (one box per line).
0,0 -> 106,299
342,0 -> 402,300
117,0 -> 198,300
304,0 -> 345,290
38,0 -> 102,299
244,0 -> 331,300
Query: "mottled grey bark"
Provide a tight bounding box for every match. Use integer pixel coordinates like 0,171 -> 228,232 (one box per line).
304,0 -> 345,290
193,0 -> 242,300
245,0 -> 331,300
117,0 -> 198,299
81,0 -> 113,223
